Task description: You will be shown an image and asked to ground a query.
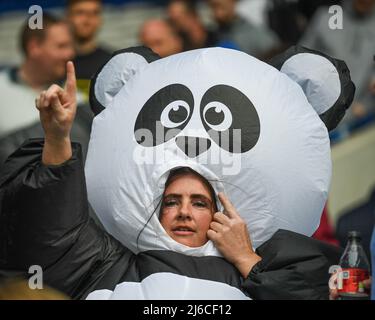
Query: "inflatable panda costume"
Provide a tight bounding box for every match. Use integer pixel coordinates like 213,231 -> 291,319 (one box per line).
0,46 -> 354,299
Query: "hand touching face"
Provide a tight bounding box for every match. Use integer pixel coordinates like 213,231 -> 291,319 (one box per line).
208,193 -> 262,278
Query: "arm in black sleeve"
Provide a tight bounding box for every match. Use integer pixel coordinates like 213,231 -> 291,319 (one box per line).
242,229 -> 343,300
0,139 -> 131,299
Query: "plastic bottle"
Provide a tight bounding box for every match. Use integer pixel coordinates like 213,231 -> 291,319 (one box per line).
338,231 -> 371,300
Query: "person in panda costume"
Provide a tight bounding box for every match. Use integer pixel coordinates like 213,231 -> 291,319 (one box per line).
0,45 -> 354,300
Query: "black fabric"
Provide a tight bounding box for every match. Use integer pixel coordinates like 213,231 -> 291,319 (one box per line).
0,104 -> 103,230
200,85 -> 260,153
113,46 -> 161,64
73,47 -> 112,80
125,250 -> 243,287
134,84 -> 194,147
269,45 -> 355,131
0,139 -> 342,299
91,250 -> 244,295
0,139 -> 130,299
243,229 -> 343,300
89,46 -> 161,116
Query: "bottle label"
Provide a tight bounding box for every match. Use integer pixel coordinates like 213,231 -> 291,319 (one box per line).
338,268 -> 369,295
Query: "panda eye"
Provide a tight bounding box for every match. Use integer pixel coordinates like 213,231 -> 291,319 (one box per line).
134,84 -> 194,147
203,102 -> 232,131
161,100 -> 190,128
200,85 -> 260,153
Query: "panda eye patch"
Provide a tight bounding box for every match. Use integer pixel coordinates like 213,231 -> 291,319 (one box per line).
200,85 -> 260,153
161,100 -> 190,128
203,101 -> 232,131
134,84 -> 194,147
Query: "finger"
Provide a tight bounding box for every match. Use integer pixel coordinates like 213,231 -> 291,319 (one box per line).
329,289 -> 339,300
57,90 -> 69,106
50,93 -> 63,112
218,192 -> 238,218
207,229 -> 218,241
45,85 -> 64,107
65,61 -> 76,97
213,212 -> 230,225
40,90 -> 47,108
210,221 -> 224,233
45,84 -> 64,98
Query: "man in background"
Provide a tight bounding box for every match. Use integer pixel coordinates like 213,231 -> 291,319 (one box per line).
0,13 -> 92,167
0,14 -> 75,141
66,0 -> 111,99
167,0 -> 217,50
139,19 -> 183,58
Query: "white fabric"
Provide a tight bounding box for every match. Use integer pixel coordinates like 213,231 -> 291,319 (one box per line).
85,47 -> 331,257
86,272 -> 250,300
280,53 -> 341,115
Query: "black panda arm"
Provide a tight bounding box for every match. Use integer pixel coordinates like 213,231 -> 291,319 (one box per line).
0,139 -> 132,299
241,230 -> 343,300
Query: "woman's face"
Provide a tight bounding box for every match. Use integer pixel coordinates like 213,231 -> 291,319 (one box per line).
160,173 -> 215,247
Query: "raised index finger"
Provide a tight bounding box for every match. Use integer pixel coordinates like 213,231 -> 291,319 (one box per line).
64,61 -> 76,97
218,192 -> 238,218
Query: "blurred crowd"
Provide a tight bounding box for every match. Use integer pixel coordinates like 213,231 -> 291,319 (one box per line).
0,0 -> 374,264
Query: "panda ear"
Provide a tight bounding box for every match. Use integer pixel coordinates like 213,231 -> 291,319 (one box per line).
269,46 -> 355,131
89,46 -> 161,115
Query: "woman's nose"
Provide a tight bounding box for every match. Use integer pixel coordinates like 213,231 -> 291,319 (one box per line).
177,202 -> 192,220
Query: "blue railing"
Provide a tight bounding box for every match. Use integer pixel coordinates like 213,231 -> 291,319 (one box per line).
329,112 -> 375,145
0,0 -> 168,14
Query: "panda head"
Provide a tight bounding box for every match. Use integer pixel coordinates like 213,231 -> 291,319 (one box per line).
85,46 -> 354,256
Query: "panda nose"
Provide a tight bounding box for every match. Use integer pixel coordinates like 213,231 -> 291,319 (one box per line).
175,136 -> 211,158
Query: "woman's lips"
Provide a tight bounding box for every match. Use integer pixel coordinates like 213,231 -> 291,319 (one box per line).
172,227 -> 195,236
172,230 -> 194,236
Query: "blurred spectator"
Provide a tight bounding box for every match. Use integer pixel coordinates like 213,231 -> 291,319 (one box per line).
238,0 -> 341,46
139,19 -> 183,57
167,0 -> 217,50
0,13 -> 74,140
0,13 -> 93,167
267,0 -> 309,46
66,0 -> 111,99
297,0 -> 343,21
206,0 -> 280,58
300,0 -> 375,136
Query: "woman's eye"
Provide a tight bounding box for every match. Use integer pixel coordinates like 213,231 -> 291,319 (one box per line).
164,199 -> 178,207
193,201 -> 209,208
